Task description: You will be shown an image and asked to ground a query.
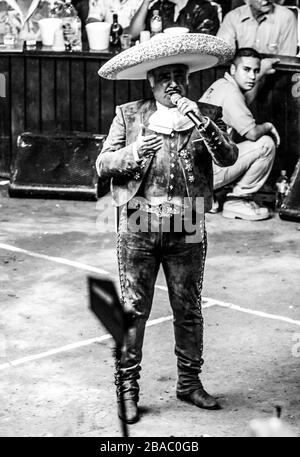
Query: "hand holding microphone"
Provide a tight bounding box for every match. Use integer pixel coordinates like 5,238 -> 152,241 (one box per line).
168,90 -> 207,128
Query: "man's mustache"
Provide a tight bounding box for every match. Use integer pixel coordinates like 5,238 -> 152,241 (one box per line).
165,86 -> 181,97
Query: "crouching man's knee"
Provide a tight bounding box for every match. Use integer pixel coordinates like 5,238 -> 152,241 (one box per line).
258,135 -> 276,159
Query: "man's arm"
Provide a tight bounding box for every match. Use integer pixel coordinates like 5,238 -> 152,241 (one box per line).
245,122 -> 280,147
96,106 -> 141,178
176,97 -> 238,167
278,10 -> 297,56
216,11 -> 237,50
127,0 -> 152,39
96,105 -> 162,178
199,114 -> 239,167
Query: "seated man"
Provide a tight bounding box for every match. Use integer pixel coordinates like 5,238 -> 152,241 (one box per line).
87,0 -> 143,29
200,47 -> 280,221
128,0 -> 219,39
0,0 -> 56,42
217,0 -> 297,56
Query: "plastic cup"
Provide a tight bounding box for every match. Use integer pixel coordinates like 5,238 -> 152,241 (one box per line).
120,33 -> 132,50
52,28 -> 65,51
140,30 -> 151,43
86,22 -> 111,51
38,18 -> 62,46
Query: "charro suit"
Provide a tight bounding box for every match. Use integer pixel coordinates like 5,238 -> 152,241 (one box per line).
96,99 -> 238,400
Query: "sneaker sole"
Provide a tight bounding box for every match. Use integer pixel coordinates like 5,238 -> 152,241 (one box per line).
222,210 -> 270,221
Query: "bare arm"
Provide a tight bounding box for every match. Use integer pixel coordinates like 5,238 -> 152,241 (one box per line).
245,122 -> 280,147
127,0 -> 151,39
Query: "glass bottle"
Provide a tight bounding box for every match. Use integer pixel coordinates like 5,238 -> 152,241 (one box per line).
61,0 -> 82,51
275,170 -> 290,210
150,10 -> 162,35
110,13 -> 123,48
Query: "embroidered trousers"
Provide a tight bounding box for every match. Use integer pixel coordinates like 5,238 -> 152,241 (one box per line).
116,210 -> 207,400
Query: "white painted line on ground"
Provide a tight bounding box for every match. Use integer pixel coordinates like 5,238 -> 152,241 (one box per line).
0,334 -> 111,370
211,298 -> 300,326
0,243 -> 218,297
0,302 -> 215,371
0,243 -> 109,276
1,243 -> 299,370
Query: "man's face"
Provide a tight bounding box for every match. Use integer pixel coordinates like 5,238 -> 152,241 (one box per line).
230,56 -> 261,92
147,64 -> 189,108
248,0 -> 274,15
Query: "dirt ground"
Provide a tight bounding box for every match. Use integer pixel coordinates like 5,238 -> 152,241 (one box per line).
0,182 -> 300,438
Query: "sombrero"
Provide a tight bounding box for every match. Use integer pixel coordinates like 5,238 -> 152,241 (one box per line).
98,33 -> 234,80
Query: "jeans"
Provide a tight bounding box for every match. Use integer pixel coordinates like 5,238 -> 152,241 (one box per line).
213,135 -> 276,196
116,209 -> 207,399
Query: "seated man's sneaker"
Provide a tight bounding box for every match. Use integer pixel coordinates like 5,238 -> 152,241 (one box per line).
208,194 -> 220,214
118,398 -> 139,424
222,198 -> 270,221
177,387 -> 221,410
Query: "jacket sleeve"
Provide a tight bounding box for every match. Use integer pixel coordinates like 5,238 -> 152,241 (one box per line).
196,103 -> 239,167
95,105 -> 141,179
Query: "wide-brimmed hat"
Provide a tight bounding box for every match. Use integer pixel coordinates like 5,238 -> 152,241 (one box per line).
98,33 -> 234,80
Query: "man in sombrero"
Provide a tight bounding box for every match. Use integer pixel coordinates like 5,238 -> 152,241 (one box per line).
96,33 -> 238,424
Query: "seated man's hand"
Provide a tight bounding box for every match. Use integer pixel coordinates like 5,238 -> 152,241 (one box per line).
260,58 -> 280,77
136,128 -> 163,158
266,122 -> 280,147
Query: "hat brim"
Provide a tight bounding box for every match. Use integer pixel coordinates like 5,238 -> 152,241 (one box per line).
98,33 -> 234,80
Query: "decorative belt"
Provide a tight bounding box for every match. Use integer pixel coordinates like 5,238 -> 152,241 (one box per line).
129,198 -> 184,218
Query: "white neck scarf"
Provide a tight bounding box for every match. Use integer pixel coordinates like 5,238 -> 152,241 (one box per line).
148,101 -> 194,135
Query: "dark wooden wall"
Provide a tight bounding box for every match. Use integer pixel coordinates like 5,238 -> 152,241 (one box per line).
0,51 -> 299,185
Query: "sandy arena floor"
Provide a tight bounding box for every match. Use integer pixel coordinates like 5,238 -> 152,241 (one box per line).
0,182 -> 300,437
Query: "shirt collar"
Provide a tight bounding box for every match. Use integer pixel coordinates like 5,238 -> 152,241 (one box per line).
240,4 -> 275,25
224,72 -> 241,90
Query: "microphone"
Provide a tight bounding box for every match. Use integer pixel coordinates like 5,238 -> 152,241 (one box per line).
169,92 -> 203,128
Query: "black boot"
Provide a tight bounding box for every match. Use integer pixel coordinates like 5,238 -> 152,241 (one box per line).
118,398 -> 139,424
177,387 -> 221,410
115,360 -> 140,424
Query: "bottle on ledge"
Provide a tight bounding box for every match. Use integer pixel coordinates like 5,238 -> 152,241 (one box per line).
110,13 -> 123,48
61,0 -> 82,51
150,9 -> 162,36
275,170 -> 290,210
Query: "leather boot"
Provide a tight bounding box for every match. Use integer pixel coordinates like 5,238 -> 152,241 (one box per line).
177,387 -> 221,410
118,398 -> 139,424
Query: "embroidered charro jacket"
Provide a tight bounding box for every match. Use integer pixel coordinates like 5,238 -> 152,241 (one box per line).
96,99 -> 238,212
